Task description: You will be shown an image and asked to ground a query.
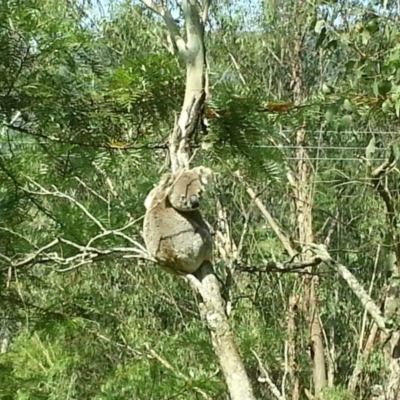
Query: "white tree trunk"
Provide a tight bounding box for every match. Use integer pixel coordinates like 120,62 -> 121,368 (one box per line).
140,1 -> 256,398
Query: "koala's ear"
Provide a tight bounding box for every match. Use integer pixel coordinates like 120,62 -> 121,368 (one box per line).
193,166 -> 213,185
159,172 -> 174,188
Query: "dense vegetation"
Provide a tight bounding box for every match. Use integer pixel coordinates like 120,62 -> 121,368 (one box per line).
1,0 -> 400,399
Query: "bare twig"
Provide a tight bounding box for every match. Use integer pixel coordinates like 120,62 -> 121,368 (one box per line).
0,239 -> 59,268
24,178 -> 106,232
0,226 -> 154,273
75,177 -> 108,204
252,349 -> 286,400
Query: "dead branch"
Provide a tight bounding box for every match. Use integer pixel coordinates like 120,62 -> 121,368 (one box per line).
0,234 -> 154,272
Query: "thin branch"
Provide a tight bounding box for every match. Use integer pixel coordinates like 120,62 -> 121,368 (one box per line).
0,225 -> 155,273
201,0 -> 211,24
144,343 -> 213,400
223,36 -> 246,86
252,349 -> 286,400
140,0 -> 187,53
240,257 -> 322,274
0,239 -> 59,268
75,177 -> 108,204
24,179 -> 106,232
7,123 -> 169,151
308,243 -> 389,334
234,170 -> 296,258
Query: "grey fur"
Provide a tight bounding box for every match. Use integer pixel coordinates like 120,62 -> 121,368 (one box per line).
143,166 -> 213,274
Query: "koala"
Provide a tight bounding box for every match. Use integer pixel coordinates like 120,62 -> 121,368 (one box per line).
143,166 -> 213,275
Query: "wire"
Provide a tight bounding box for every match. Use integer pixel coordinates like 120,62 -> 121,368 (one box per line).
257,145 -> 387,150
285,158 -> 385,161
0,141 -> 389,151
279,130 -> 400,135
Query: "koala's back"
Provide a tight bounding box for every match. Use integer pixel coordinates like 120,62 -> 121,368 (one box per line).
143,200 -> 213,274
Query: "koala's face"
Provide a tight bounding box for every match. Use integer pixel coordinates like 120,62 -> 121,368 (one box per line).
161,167 -> 212,212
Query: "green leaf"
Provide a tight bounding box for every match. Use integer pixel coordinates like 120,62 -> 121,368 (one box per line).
378,80 -> 392,96
339,115 -> 352,128
362,30 -> 371,45
395,100 -> 400,117
322,83 -> 334,95
314,19 -> 325,34
382,98 -> 392,113
343,99 -> 354,112
365,18 -> 380,34
324,103 -> 338,123
365,135 -> 376,161
372,81 -> 380,97
315,27 -> 327,50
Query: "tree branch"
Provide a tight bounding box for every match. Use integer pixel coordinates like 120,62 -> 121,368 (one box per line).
144,343 -> 213,400
308,243 -> 389,334
1,182 -> 154,270
240,257 -> 322,274
234,170 -> 296,258
252,349 -> 286,400
140,0 -> 187,54
370,157 -> 400,261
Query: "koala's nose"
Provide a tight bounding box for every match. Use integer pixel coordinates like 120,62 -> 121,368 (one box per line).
190,195 -> 200,209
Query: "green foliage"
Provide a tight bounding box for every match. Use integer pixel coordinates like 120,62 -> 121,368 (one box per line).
205,81 -> 284,180
2,0 -> 400,399
321,386 -> 356,400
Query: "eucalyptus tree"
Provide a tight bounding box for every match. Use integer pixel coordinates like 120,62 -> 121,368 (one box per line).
201,0 -> 400,399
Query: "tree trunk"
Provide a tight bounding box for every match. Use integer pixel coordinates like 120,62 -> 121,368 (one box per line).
370,162 -> 400,400
293,127 -> 327,395
140,1 -> 256,398
289,6 -> 327,394
196,263 -> 256,400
